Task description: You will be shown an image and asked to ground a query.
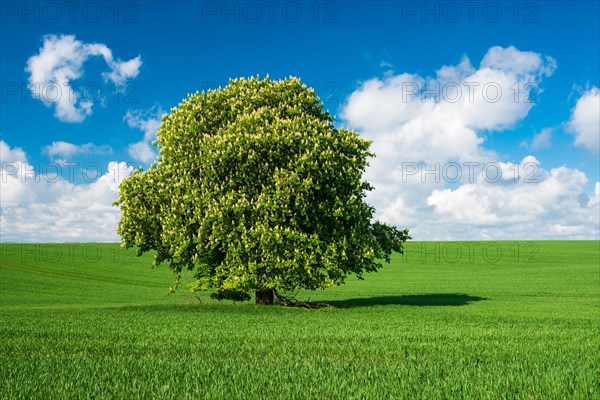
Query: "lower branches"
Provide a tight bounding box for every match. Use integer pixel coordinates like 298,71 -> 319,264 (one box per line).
273,289 -> 333,309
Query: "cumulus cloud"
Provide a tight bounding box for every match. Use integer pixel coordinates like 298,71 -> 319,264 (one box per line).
26,34 -> 142,123
1,140 -> 133,242
341,46 -> 556,165
479,46 -> 557,77
427,157 -> 598,239
124,106 -> 164,164
568,87 -> 600,154
340,45 -> 598,239
0,140 -> 27,164
127,141 -> 156,165
1,141 -> 30,207
43,141 -> 113,160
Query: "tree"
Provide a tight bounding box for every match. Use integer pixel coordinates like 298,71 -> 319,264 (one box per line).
115,76 -> 410,305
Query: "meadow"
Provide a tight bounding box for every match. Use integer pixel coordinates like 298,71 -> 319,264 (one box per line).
0,241 -> 598,399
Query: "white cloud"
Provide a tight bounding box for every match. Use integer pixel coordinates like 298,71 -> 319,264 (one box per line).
341,45 -> 598,240
102,56 -> 143,86
127,141 -> 156,165
1,141 -> 30,207
427,160 -> 598,239
480,45 -> 557,77
589,182 -> 600,209
0,140 -> 27,164
25,34 -> 142,123
341,46 -> 556,166
1,140 -> 133,242
124,106 -> 164,164
124,108 -> 162,142
43,141 -> 113,159
568,87 -> 600,154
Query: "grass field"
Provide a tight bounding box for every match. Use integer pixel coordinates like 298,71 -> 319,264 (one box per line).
1,241 -> 598,399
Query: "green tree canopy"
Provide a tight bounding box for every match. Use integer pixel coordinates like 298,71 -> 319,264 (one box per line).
115,76 -> 410,304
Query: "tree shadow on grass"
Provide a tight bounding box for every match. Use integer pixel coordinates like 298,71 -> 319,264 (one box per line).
325,293 -> 487,308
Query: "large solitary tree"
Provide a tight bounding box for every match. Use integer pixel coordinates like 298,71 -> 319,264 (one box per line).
115,76 -> 410,305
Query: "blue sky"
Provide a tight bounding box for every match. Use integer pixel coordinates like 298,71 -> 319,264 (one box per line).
1,0 -> 599,242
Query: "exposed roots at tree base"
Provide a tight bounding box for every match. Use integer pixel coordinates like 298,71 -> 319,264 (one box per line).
273,289 -> 334,309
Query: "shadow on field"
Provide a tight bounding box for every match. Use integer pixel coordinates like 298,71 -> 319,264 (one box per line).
325,293 -> 487,308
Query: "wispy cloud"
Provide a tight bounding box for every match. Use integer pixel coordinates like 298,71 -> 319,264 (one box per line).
43,141 -> 113,160
124,106 -> 164,164
520,128 -> 553,151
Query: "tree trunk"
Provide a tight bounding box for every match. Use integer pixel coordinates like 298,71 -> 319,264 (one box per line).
255,290 -> 274,305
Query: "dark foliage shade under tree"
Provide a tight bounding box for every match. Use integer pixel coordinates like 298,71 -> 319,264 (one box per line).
115,76 -> 410,304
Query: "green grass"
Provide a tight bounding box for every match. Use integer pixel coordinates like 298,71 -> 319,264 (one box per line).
1,241 -> 598,399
